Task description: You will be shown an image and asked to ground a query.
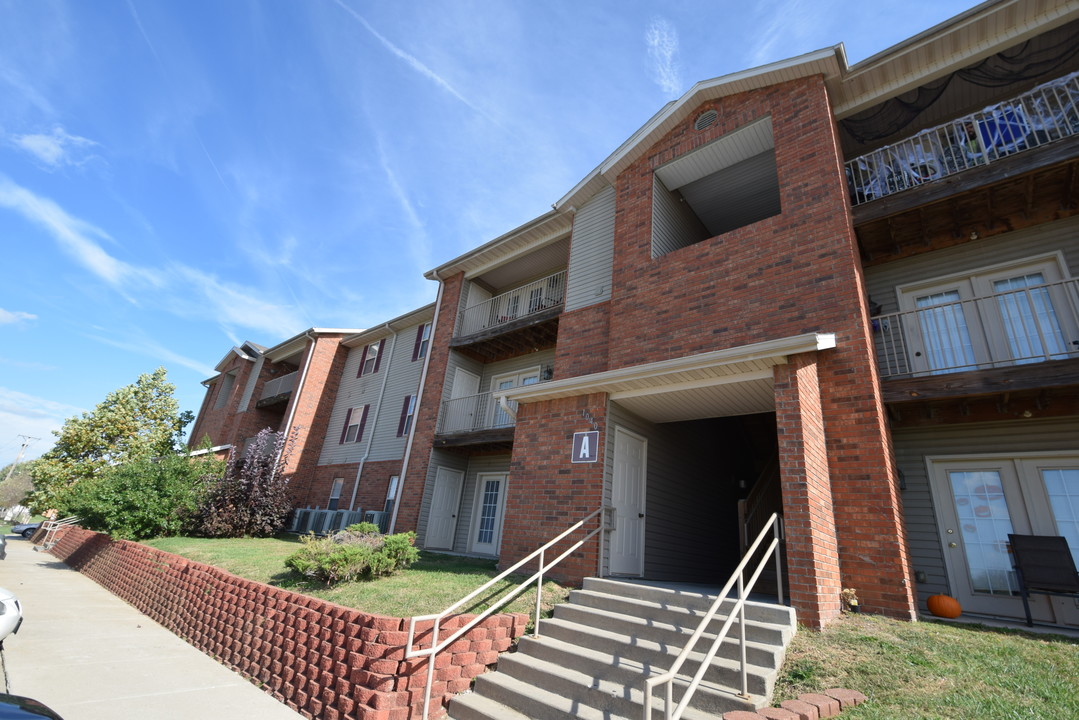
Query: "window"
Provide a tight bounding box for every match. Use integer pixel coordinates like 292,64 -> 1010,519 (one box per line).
897,254 -> 1077,375
384,475 -> 399,514
213,372 -> 236,410
396,395 -> 417,437
490,368 -> 540,428
328,478 -> 344,511
412,323 -> 431,361
339,405 -> 369,444
357,339 -> 385,377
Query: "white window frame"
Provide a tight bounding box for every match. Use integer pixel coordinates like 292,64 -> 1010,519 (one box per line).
344,405 -> 367,443
360,341 -> 381,376
328,477 -> 344,511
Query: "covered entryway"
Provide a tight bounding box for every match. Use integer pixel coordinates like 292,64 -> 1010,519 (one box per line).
501,333 -> 837,584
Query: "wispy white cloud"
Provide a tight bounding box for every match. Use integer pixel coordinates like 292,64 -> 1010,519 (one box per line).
749,0 -> 820,66
9,125 -> 101,169
0,356 -> 55,371
0,175 -> 134,287
85,333 -> 215,378
0,308 -> 37,325
0,174 -> 303,337
646,18 -> 681,97
330,0 -> 491,120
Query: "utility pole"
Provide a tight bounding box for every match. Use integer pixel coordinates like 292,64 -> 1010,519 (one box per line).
3,436 -> 38,484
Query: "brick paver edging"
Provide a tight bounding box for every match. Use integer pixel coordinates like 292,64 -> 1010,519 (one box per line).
46,526 -> 528,720
725,688 -> 868,720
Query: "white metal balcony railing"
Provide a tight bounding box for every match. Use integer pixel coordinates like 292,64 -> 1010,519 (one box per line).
437,371 -> 553,435
873,277 -> 1079,379
457,270 -> 566,338
846,71 -> 1079,206
260,371 -> 298,401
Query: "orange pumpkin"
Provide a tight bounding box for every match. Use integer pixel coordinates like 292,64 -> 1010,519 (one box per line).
927,594 -> 962,618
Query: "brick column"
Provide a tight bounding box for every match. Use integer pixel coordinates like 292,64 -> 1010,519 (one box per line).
774,353 -> 841,628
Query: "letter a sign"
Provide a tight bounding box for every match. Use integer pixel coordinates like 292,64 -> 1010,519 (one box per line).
572,431 -> 599,463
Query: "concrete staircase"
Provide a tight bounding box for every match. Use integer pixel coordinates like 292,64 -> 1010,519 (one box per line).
447,577 -> 796,720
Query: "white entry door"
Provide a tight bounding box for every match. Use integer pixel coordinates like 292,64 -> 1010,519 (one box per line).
470,473 -> 508,555
611,427 -> 646,576
931,453 -> 1079,625
427,467 -> 463,549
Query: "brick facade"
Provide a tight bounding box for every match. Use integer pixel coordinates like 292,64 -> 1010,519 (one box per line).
49,525 -> 527,720
302,460 -> 402,514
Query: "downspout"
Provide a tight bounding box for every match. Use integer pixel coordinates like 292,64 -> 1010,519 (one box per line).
284,331 -> 316,506
389,275 -> 445,534
347,329 -> 398,512
498,395 -> 517,421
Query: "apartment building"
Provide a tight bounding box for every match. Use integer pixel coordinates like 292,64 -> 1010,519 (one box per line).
400,0 -> 1079,629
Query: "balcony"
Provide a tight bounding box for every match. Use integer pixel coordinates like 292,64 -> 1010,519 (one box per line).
434,367 -> 553,450
873,277 -> 1079,401
452,271 -> 565,361
256,371 -> 297,408
846,71 -> 1079,208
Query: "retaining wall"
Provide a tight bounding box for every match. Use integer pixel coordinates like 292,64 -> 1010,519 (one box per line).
47,526 -> 527,720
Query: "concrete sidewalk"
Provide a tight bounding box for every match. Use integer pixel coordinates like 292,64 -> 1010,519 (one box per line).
0,533 -> 304,720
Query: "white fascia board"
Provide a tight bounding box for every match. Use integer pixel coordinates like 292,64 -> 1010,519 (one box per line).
342,303 -> 437,347
501,332 -> 836,404
556,48 -> 844,212
424,210 -> 565,280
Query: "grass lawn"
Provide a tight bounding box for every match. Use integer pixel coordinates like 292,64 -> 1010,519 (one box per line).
775,613 -> 1079,719
143,534 -> 569,620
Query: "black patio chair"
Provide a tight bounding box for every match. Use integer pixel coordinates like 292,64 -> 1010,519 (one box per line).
1007,534 -> 1079,627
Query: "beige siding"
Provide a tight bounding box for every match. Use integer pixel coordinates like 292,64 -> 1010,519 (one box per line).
893,416 -> 1079,605
565,186 -> 615,311
416,449 -> 468,548
865,215 -> 1079,314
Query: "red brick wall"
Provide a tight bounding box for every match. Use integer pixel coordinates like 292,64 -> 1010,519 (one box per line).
49,526 -> 527,720
598,76 -> 914,621
285,336 -> 351,499
774,353 -> 841,627
301,461 -> 401,513
188,354 -> 295,454
553,303 -> 610,378
501,393 -> 608,582
399,274 -> 465,533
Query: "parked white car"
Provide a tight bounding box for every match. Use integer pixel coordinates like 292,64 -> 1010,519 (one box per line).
0,586 -> 23,643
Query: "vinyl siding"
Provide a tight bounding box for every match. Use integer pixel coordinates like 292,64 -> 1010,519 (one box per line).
565,186 -> 615,311
442,350 -> 485,403
415,450 -> 511,556
893,416 -> 1079,606
317,323 -> 426,466
606,402 -> 734,582
864,215 -> 1079,314
651,174 -> 710,258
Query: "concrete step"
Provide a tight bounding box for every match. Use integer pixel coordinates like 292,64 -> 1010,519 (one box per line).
539,613 -> 784,675
460,650 -> 757,720
557,591 -> 793,647
514,631 -> 775,699
582,578 -> 794,627
445,690 -> 533,720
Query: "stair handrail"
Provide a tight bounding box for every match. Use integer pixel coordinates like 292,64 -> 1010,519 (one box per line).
34,515 -> 80,551
406,505 -> 611,719
643,512 -> 784,720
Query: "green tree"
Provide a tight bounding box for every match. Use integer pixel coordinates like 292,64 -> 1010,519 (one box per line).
30,367 -> 193,512
0,461 -> 35,510
64,451 -> 223,540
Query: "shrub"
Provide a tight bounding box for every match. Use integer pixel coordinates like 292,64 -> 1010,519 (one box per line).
63,452 -> 222,540
197,429 -> 294,538
285,527 -> 419,586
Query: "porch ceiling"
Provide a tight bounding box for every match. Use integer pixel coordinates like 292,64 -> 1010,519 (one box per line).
502,332 -> 836,423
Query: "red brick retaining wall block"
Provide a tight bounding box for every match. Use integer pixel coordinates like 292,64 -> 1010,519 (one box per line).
48,526 -> 527,720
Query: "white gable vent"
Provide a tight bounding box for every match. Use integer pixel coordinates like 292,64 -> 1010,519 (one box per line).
694,110 -> 718,131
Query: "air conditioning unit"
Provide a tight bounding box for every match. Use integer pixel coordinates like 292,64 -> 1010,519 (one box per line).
363,510 -> 389,534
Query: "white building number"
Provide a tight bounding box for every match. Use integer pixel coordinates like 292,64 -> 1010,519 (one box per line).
572,431 -> 600,463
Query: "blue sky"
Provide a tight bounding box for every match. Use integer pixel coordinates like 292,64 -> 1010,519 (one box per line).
0,0 -> 980,462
